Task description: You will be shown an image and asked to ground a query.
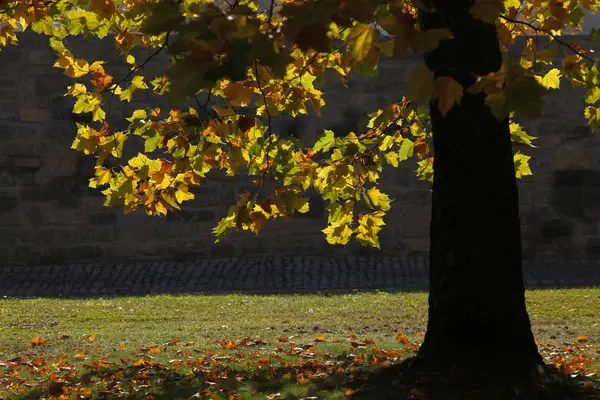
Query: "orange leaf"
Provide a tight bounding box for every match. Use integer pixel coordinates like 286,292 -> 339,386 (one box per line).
75,352 -> 86,359
396,334 -> 410,344
119,343 -> 128,350
258,357 -> 271,365
149,345 -> 161,354
220,340 -> 237,349
31,337 -> 48,346
342,387 -> 355,396
81,334 -> 96,343
314,336 -> 327,342
577,335 -> 590,343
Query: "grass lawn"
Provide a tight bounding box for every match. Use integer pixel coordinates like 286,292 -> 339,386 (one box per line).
1,288 -> 599,399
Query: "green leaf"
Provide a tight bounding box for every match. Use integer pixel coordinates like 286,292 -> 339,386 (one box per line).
313,130 -> 336,153
585,106 -> 600,132
586,87 -> 600,104
399,138 -> 414,161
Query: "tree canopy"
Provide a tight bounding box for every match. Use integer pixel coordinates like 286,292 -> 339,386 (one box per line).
1,0 -> 599,248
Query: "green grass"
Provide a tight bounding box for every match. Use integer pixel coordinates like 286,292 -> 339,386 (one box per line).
1,288 -> 599,355
0,288 -> 599,399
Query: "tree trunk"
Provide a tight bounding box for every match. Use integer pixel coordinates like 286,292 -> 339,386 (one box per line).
413,0 -> 543,377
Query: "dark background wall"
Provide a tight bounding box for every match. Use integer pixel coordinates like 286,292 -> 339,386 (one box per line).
1,32 -> 599,266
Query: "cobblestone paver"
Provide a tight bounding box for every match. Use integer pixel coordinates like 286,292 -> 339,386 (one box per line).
1,256 -> 600,298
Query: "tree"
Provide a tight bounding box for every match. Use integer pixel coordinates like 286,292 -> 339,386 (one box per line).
2,0 -> 599,393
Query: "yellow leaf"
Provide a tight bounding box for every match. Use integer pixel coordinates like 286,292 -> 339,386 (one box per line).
322,223 -> 353,245
504,0 -> 520,9
434,77 -> 464,115
347,23 -> 378,62
366,187 -> 392,211
175,185 -> 195,203
513,152 -> 533,179
384,151 -> 399,167
355,212 -> 386,248
67,83 -> 87,96
534,68 -> 561,89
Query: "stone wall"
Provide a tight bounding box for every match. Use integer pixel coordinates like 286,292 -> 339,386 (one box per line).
1,32 -> 600,266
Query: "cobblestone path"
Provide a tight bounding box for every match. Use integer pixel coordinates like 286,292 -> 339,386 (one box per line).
1,256 -> 600,298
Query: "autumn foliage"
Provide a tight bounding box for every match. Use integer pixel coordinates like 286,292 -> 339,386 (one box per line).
1,0 -> 599,248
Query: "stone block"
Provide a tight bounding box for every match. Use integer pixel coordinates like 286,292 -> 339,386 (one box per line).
37,245 -> 104,265
33,147 -> 77,179
586,237 -> 600,256
85,227 -> 116,242
19,108 -> 52,123
9,156 -> 43,172
18,228 -> 55,244
540,219 -> 573,239
20,205 -> 45,226
555,144 -> 590,170
43,124 -> 73,141
35,75 -> 70,97
0,191 -> 18,210
210,242 -> 236,258
0,228 -> 17,244
0,122 -> 14,141
45,209 -> 86,225
169,240 -> 209,260
28,49 -> 53,65
0,102 -> 19,121
136,244 -> 170,258
166,209 -> 215,223
588,205 -> 600,219
88,211 -> 117,225
0,210 -> 21,226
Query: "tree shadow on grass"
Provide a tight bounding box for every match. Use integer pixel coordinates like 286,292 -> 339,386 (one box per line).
7,361 -> 599,400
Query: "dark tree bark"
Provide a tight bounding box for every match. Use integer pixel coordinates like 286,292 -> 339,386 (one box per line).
412,0 -> 544,378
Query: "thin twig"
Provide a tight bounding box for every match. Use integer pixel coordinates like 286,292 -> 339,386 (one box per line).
501,15 -> 595,63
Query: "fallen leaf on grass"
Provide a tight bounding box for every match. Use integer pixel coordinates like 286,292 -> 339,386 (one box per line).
149,345 -> 161,354
396,334 -> 410,344
577,335 -> 590,343
31,337 -> 48,346
80,334 -> 96,343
